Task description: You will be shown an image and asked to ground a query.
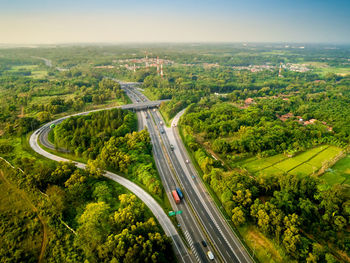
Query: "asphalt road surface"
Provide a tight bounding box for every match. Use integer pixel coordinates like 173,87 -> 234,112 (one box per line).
123,85 -> 209,263
124,84 -> 253,263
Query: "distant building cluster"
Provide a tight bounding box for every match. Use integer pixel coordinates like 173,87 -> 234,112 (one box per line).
116,57 -> 173,77
232,64 -> 274,72
277,113 -> 333,131
230,63 -> 310,74
117,57 -> 174,67
281,63 -> 310,73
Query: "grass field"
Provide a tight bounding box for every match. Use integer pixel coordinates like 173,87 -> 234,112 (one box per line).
321,155 -> 350,186
314,67 -> 350,76
237,145 -> 343,178
298,61 -> 350,76
7,65 -> 48,79
239,225 -> 290,263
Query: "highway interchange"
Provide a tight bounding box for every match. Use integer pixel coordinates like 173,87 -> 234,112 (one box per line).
29,104 -> 191,263
29,81 -> 253,263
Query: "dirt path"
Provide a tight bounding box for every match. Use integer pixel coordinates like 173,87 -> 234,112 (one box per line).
0,170 -> 48,263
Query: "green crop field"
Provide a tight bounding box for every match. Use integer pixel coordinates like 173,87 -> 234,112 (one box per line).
238,145 -> 343,178
261,166 -> 284,175
289,163 -> 315,176
239,154 -> 287,172
243,157 -> 277,172
292,145 -> 328,162
321,155 -> 350,186
307,146 -> 342,167
273,158 -> 302,172
6,65 -> 48,79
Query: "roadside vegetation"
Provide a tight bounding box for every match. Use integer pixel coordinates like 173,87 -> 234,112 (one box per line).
51,108 -> 165,200
1,44 -> 350,262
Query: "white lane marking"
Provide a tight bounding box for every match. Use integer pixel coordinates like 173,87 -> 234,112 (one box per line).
184,231 -> 201,263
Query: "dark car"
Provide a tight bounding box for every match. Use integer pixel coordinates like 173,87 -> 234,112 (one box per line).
201,240 -> 207,247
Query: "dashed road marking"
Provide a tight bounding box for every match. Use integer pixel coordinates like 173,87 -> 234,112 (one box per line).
184,231 -> 201,263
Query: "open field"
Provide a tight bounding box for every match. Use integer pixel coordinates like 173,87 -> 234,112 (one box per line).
237,145 -> 343,177
297,61 -> 350,76
6,65 -> 48,78
314,67 -> 350,76
321,155 -> 350,186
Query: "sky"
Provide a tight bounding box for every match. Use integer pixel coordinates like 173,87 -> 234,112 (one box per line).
0,0 -> 349,44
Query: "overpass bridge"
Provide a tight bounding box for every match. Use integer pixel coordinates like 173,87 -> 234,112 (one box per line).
121,100 -> 169,111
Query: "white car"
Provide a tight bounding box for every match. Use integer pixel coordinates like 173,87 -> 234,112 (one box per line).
207,251 -> 214,260
185,159 -> 189,164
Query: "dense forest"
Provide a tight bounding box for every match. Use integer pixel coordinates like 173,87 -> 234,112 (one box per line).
52,108 -> 163,198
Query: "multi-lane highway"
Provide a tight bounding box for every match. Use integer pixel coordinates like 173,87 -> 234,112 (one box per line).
29,106 -> 192,263
30,80 -> 253,263
124,87 -> 212,263
123,83 -> 253,263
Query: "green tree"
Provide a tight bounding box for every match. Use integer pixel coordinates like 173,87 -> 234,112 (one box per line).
231,207 -> 246,226
76,202 -> 111,258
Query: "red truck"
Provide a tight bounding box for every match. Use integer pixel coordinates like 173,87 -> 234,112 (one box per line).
172,190 -> 180,204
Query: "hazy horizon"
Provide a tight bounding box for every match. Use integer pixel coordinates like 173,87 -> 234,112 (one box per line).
1,0 -> 349,44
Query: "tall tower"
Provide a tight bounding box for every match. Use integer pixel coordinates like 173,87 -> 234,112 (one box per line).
278,62 -> 283,77
145,51 -> 149,69
133,64 -> 136,73
160,63 -> 163,78
156,56 -> 160,76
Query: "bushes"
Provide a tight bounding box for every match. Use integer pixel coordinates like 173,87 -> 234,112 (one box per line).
53,108 -> 137,156
53,110 -> 163,199
181,101 -> 342,157
99,130 -> 163,198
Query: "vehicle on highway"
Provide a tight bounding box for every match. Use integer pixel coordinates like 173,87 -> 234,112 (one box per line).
201,240 -> 207,247
172,190 -> 180,204
207,251 -> 214,260
50,124 -> 55,129
185,159 -> 189,163
153,108 -> 156,112
170,144 -> 174,151
145,115 -> 149,119
160,121 -> 163,125
176,187 -> 184,200
160,128 -> 165,134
